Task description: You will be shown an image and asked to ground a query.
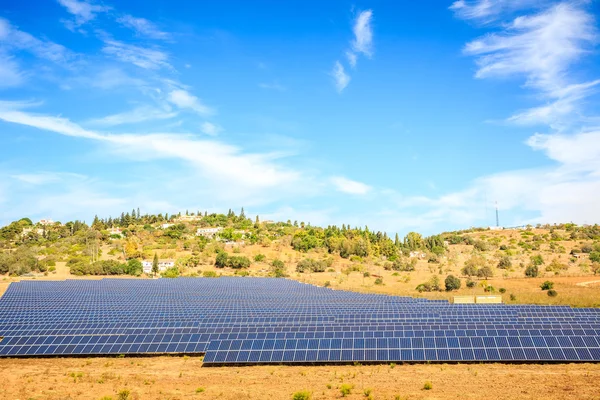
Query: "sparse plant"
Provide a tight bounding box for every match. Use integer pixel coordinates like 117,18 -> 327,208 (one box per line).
540,281 -> 554,291
292,391 -> 311,400
340,384 -> 353,397
423,381 -> 433,390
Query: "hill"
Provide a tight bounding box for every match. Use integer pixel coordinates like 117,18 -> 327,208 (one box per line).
1,210 -> 600,306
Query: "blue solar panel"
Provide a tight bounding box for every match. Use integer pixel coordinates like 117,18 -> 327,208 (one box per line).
0,277 -> 599,364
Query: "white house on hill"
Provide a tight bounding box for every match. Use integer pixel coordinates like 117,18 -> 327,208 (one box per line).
196,227 -> 223,237
142,259 -> 175,274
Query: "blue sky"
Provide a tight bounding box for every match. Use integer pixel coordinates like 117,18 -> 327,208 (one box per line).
0,0 -> 599,235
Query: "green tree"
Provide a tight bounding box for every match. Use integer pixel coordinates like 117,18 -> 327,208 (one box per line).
525,264 -> 539,277
589,251 -> 600,263
477,266 -> 493,279
497,256 -> 512,269
445,275 -> 461,291
152,253 -> 159,276
215,251 -> 229,268
126,259 -> 143,276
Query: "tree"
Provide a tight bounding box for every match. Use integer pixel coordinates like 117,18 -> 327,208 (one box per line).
445,275 -> 461,291
525,264 -> 539,277
215,251 -> 229,268
497,256 -> 512,269
477,266 -> 493,279
462,255 -> 485,277
152,253 -> 159,276
270,259 -> 286,277
540,281 -> 554,290
126,259 -> 143,276
589,251 -> 600,263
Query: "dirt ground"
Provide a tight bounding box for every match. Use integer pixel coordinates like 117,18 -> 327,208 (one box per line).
1,357 -> 600,400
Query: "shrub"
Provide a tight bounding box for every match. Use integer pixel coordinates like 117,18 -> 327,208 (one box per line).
374,278 -> 383,285
296,258 -> 332,273
117,389 -> 131,400
270,259 -> 286,277
473,240 -> 491,252
499,288 -> 506,294
363,388 -> 372,397
340,384 -> 353,397
444,275 -> 461,291
466,280 -> 476,288
392,259 -> 416,272
589,251 -> 600,263
497,256 -> 512,269
525,264 -> 539,277
416,276 -> 441,292
530,254 -> 544,266
228,256 -> 251,269
215,251 -> 228,268
254,254 -> 266,262
202,270 -> 217,278
423,381 -> 433,390
161,267 -> 180,278
324,281 -> 331,287
540,281 -> 554,290
195,387 -> 205,393
546,259 -> 568,273
292,391 -> 311,400
476,266 -> 493,279
547,289 -> 558,297
510,293 -> 517,301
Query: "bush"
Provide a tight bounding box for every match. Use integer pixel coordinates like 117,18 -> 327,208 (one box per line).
499,288 -> 506,294
254,254 -> 266,262
466,280 -> 476,288
444,275 -> 461,291
296,258 -> 332,273
589,251 -> 600,263
540,281 -> 554,290
196,387 -> 205,393
392,259 -> 416,272
497,256 -> 512,269
416,276 -> 441,292
547,289 -> 558,297
530,254 -> 544,266
510,293 -> 517,301
340,384 -> 353,397
473,240 -> 491,252
292,391 -> 311,400
374,278 -> 383,285
161,267 -> 180,278
477,266 -> 493,279
215,251 -> 228,268
525,264 -> 539,277
228,256 -> 251,269
270,259 -> 286,277
202,270 -> 217,278
423,381 -> 433,390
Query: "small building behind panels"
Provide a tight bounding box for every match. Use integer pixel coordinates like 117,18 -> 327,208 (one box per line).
142,259 -> 175,274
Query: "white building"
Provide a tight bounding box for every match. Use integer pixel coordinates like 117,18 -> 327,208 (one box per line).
142,259 -> 175,274
161,223 -> 174,229
108,227 -> 123,237
39,219 -> 54,225
196,227 -> 223,237
409,251 -> 427,259
177,215 -> 202,222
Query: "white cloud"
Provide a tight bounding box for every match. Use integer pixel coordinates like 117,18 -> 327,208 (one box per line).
351,10 -> 374,57
449,0 -> 547,22
330,176 -> 371,195
464,3 -> 598,127
10,172 -> 86,185
56,0 -> 109,26
88,106 -> 177,126
331,61 -> 350,93
258,82 -> 286,91
167,89 -> 213,115
102,39 -> 171,70
0,105 -> 303,198
0,18 -> 74,65
117,15 -> 170,40
0,52 -> 23,87
345,50 -> 357,68
200,122 -> 223,136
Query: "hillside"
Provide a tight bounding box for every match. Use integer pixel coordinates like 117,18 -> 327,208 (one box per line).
1,211 -> 600,306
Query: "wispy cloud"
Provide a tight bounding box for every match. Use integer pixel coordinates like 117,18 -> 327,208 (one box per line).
117,15 -> 170,40
102,39 -> 171,70
11,172 -> 86,185
0,52 -> 23,87
351,10 -> 374,57
330,176 -> 371,195
0,104 -> 303,196
331,61 -> 350,93
0,18 -> 75,65
200,122 -> 223,136
345,50 -> 357,68
167,89 -> 213,115
258,82 -> 286,91
463,2 -> 598,128
449,0 -> 547,23
56,0 -> 109,28
88,106 -> 177,126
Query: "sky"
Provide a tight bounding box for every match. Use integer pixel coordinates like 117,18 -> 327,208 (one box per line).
0,0 -> 599,235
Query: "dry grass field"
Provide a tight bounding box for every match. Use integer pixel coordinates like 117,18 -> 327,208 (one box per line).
1,356 -> 600,400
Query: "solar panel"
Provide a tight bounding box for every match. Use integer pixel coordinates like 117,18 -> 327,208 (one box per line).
0,278 -> 598,364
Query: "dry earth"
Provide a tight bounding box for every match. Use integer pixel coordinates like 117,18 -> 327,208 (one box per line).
1,357 -> 600,400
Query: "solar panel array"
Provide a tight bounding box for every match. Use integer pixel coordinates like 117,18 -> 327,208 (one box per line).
0,278 -> 599,364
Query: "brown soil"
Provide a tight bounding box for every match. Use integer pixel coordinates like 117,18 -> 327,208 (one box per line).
1,357 -> 599,400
